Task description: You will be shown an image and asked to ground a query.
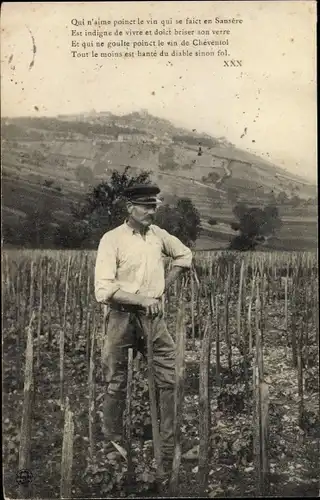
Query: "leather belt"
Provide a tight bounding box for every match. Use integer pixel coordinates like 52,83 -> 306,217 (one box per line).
109,302 -> 143,314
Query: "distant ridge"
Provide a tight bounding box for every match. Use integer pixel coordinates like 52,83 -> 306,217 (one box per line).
1,110 -> 317,251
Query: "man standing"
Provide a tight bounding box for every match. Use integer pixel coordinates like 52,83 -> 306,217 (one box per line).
94,183 -> 192,468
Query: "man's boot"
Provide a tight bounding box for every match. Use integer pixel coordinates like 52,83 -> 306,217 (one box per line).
159,387 -> 175,472
158,388 -> 199,470
103,393 -> 126,455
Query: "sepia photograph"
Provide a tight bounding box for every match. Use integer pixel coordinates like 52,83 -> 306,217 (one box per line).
1,1 -> 318,498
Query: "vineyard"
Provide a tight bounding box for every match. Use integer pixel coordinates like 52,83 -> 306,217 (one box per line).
2,249 -> 319,498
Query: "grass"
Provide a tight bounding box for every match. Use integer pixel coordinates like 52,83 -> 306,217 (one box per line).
2,249 -> 319,498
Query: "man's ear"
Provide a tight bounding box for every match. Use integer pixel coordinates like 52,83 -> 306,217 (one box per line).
126,201 -> 133,214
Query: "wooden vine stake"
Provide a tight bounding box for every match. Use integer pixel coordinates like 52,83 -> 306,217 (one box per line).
85,273 -> 92,366
190,269 -> 196,349
237,260 -> 245,344
314,279 -> 319,356
284,275 -> 289,350
197,285 -> 202,340
55,260 -> 62,323
161,293 -> 166,321
101,304 -> 110,383
248,273 -> 256,353
224,269 -> 232,371
215,294 -> 221,387
86,309 -> 92,370
29,261 -> 35,322
60,397 -> 74,499
291,271 -> 298,368
253,281 -> 270,497
297,273 -> 306,425
198,312 -> 211,495
125,347 -> 134,484
16,270 -> 22,388
170,298 -> 186,494
18,311 -> 36,499
71,271 -> 78,349
141,316 -> 164,480
60,256 -> 71,410
37,258 -> 44,369
78,259 -> 84,332
209,291 -> 220,386
47,259 -> 52,346
88,325 -> 96,460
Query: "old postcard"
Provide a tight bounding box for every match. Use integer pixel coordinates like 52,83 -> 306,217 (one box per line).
2,1 -> 318,499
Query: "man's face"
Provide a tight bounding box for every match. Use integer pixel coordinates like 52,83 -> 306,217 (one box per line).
128,202 -> 157,227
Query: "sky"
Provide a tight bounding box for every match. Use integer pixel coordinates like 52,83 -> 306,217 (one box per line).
1,1 -> 317,182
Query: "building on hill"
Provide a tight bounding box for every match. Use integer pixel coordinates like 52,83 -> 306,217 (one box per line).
136,134 -> 151,144
99,111 -> 113,117
57,114 -> 81,122
156,134 -> 173,145
95,135 -> 116,143
163,132 -> 173,143
117,132 -> 150,142
117,133 -> 133,142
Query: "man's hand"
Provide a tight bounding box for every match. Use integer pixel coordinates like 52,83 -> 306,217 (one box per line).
140,297 -> 163,318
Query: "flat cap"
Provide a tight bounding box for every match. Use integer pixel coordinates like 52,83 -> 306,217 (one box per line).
124,184 -> 161,205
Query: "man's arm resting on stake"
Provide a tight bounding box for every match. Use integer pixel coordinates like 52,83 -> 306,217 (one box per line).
154,226 -> 193,293
164,265 -> 185,292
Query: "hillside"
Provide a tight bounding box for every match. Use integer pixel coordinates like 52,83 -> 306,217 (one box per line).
1,111 -> 317,250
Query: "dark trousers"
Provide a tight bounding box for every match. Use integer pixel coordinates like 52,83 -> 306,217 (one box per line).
101,309 -> 176,457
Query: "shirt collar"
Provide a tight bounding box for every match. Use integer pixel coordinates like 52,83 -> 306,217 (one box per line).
124,220 -> 151,235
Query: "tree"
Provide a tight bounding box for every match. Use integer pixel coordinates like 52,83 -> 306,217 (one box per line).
306,197 -> 316,206
277,191 -> 289,205
208,218 -> 217,226
2,220 -> 24,246
172,135 -> 218,148
75,164 -> 95,186
226,187 -> 239,204
31,150 -> 46,165
230,221 -> 240,231
206,172 -> 220,184
94,160 -> 108,176
54,220 -> 90,248
211,198 -> 223,209
155,197 -> 201,247
71,168 -> 201,248
182,163 -> 192,170
229,202 -> 282,251
76,167 -> 152,242
43,179 -> 54,188
233,201 -> 248,221
290,195 -> 301,208
268,190 -> 277,204
159,146 -> 178,171
21,206 -> 55,248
